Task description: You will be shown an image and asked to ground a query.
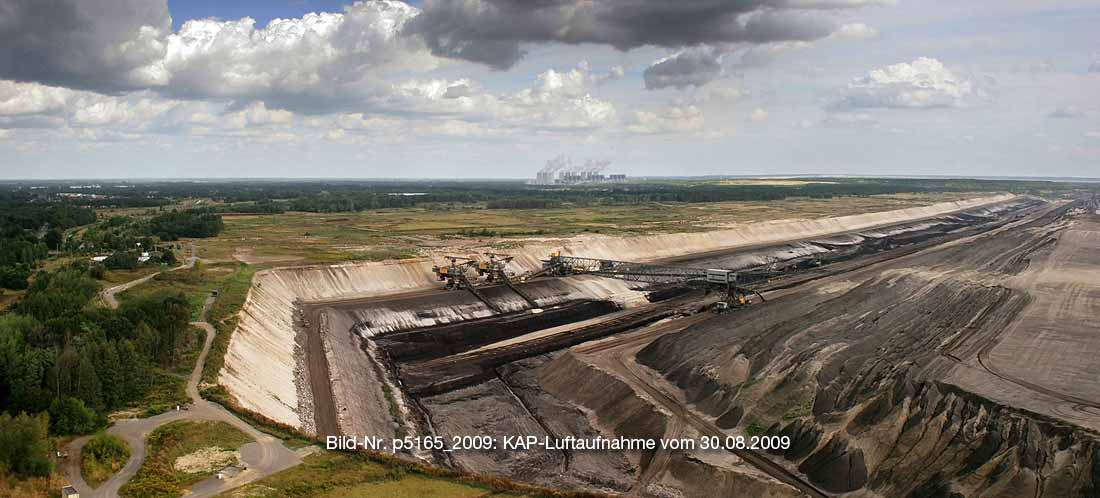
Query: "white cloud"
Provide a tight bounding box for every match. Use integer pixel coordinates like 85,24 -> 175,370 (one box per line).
153,1 -> 428,107
750,108 -> 769,121
832,23 -> 880,40
839,57 -> 987,109
0,81 -> 72,116
627,105 -> 704,134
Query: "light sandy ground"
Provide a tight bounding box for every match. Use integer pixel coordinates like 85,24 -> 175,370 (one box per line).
175,448 -> 240,474
219,194 -> 1016,430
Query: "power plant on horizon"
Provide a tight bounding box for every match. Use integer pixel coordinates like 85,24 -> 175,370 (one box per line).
532,155 -> 627,185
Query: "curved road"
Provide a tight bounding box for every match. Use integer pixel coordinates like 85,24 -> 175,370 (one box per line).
63,295 -> 305,498
101,243 -> 197,309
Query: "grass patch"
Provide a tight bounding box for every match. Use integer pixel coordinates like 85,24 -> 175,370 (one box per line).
744,419 -> 765,437
120,420 -> 253,498
781,399 -> 814,421
200,385 -> 313,449
317,475 -> 492,498
227,451 -> 390,498
348,246 -> 419,262
82,432 -> 131,488
131,370 -> 188,418
100,266 -> 163,285
171,325 -> 205,377
201,265 -> 255,386
118,262 -> 251,321
0,469 -> 67,498
0,290 -> 24,312
228,450 -> 599,498
381,384 -> 407,440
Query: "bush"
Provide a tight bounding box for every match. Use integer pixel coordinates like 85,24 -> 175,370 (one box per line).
104,251 -> 139,270
48,396 -> 102,435
160,249 -> 177,266
82,432 -> 131,486
0,412 -> 52,478
0,265 -> 31,290
89,262 -> 107,280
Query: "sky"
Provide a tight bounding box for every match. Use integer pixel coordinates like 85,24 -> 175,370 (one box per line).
0,0 -> 1097,179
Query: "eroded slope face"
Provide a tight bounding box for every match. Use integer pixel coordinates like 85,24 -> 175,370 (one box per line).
636,204 -> 1100,497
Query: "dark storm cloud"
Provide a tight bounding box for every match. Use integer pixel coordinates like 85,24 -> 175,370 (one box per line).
406,0 -> 846,69
643,46 -> 723,90
0,0 -> 171,92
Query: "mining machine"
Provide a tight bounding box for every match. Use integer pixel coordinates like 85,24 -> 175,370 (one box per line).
431,254 -> 513,313
431,255 -> 478,290
478,253 -> 541,308
535,251 -> 766,309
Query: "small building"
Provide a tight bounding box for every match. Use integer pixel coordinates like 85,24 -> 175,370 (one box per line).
62,485 -> 79,498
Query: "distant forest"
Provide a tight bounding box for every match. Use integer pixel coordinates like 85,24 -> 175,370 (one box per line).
4,177 -> 1095,215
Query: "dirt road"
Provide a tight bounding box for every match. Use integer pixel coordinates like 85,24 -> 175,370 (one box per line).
62,296 -> 305,498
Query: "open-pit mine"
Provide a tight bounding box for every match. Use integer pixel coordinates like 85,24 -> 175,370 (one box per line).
216,194 -> 1100,497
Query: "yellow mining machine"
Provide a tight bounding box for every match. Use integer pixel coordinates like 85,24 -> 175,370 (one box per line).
433,253 -> 541,309
480,253 -> 540,307
431,255 -> 478,290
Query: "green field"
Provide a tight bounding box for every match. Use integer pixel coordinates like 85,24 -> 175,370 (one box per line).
228,451 -> 540,498
193,192 -> 984,264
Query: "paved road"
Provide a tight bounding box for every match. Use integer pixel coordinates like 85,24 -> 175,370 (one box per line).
101,243 -> 197,309
62,295 -> 305,497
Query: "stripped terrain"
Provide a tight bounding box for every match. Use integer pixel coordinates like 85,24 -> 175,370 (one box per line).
213,194 -> 1100,497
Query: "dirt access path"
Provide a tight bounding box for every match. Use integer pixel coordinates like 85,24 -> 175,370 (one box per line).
62,295 -> 306,498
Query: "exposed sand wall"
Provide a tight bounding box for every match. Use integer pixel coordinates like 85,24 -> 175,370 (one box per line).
219,261 -> 440,428
219,194 -> 1016,429
503,194 -> 1017,273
